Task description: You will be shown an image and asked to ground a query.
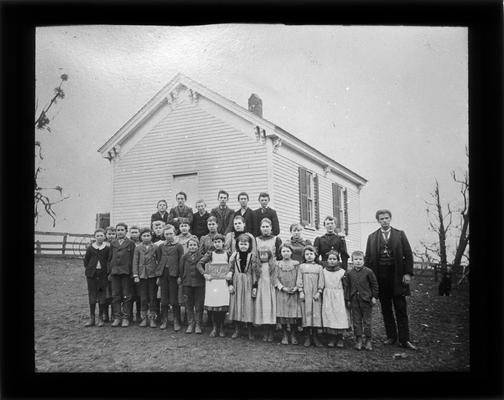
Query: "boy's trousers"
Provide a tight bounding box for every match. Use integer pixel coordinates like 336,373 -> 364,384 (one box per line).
111,274 -> 132,319
183,286 -> 205,324
138,277 -> 157,313
350,295 -> 372,338
86,276 -> 107,305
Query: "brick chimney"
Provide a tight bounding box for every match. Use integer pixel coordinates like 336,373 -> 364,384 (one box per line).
248,94 -> 262,118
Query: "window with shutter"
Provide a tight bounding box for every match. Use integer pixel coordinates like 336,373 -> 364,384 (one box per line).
299,167 -> 317,228
299,167 -> 309,226
343,188 -> 349,235
314,174 -> 320,229
332,183 -> 342,231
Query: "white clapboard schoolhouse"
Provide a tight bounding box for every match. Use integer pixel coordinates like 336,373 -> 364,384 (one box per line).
98,73 -> 367,251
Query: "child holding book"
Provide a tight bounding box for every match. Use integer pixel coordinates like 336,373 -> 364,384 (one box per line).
197,234 -> 230,337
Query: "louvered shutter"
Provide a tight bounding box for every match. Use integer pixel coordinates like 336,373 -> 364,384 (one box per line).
299,167 -> 309,226
314,174 -> 320,229
343,188 -> 349,235
332,183 -> 342,231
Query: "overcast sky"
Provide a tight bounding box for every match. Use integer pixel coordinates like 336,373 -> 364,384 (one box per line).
35,24 -> 468,254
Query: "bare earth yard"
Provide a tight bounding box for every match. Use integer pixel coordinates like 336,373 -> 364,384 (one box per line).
35,256 -> 469,372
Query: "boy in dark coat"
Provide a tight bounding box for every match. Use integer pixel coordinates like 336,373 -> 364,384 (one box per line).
253,192 -> 280,237
365,209 -> 416,350
107,223 -> 136,327
210,190 -> 235,235
151,199 -> 169,224
181,237 -> 205,334
346,250 -> 379,350
168,192 -> 194,234
156,225 -> 185,331
83,229 -> 110,327
234,192 -> 256,236
192,200 -> 210,239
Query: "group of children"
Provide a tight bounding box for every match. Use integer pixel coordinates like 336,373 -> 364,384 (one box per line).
83,193 -> 380,350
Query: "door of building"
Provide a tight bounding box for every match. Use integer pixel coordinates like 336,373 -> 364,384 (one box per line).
172,173 -> 199,209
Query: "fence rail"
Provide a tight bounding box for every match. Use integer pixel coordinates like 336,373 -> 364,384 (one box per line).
34,231 -> 94,258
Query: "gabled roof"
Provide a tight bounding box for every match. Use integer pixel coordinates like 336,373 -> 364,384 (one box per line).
98,73 -> 367,187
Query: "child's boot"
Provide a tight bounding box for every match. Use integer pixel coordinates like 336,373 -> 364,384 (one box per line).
290,327 -> 298,345
327,336 -> 336,348
173,305 -> 182,332
248,324 -> 254,341
262,327 -> 268,342
195,321 -> 202,334
313,329 -> 324,347
85,304 -> 96,327
103,304 -> 110,322
139,311 -> 148,327
281,327 -> 289,345
354,336 -> 363,350
303,329 -> 311,347
159,305 -> 168,329
231,324 -> 240,339
218,319 -> 226,338
267,326 -> 274,342
96,305 -> 105,327
84,315 -> 95,327
185,309 -> 194,334
364,338 -> 373,351
149,311 -> 157,328
336,334 -> 344,348
209,319 -> 218,337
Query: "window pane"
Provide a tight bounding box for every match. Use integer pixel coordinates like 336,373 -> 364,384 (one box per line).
308,199 -> 313,224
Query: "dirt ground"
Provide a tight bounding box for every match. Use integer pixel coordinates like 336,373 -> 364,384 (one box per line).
34,256 -> 469,372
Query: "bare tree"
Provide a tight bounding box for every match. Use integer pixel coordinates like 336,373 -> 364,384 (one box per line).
451,147 -> 469,284
425,179 -> 453,271
422,147 -> 469,286
35,74 -> 70,227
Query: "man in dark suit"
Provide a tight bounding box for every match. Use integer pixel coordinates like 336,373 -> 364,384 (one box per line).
151,199 -> 169,224
365,209 -> 416,350
210,190 -> 235,235
314,216 -> 349,269
168,192 -> 193,234
253,192 -> 280,237
234,192 -> 256,235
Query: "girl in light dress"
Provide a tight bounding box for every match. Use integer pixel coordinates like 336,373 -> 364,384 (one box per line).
275,244 -> 302,345
255,218 -> 282,261
228,233 -> 258,340
254,247 -> 277,342
197,234 -> 230,338
297,245 -> 325,347
322,250 -> 350,348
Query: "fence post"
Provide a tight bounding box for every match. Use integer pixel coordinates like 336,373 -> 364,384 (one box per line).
62,234 -> 68,255
36,240 -> 41,255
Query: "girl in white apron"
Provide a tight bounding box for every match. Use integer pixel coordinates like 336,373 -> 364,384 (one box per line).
197,234 -> 230,337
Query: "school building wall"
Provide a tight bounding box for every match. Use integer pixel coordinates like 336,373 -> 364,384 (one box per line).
271,144 -> 362,253
110,91 -> 269,228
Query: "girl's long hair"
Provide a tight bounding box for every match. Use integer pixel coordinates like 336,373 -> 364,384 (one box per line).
235,233 -> 253,253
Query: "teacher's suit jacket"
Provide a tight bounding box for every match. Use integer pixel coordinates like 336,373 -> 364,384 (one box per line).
364,227 -> 413,296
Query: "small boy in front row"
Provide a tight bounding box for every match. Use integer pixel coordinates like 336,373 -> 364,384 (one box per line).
132,228 -> 163,328
345,250 -> 379,350
181,237 -> 205,334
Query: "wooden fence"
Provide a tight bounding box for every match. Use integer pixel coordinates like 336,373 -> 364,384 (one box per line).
34,231 -> 95,258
